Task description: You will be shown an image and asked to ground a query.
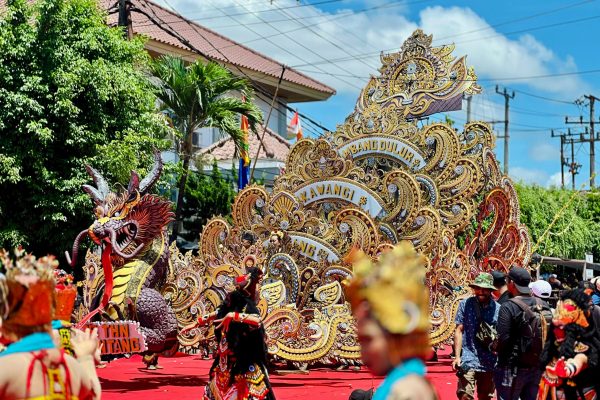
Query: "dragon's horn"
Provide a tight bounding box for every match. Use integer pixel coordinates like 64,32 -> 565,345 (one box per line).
139,149 -> 163,194
127,170 -> 140,194
83,165 -> 110,203
82,185 -> 103,204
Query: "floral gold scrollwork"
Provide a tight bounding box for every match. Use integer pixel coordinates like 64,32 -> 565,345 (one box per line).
184,29 -> 531,363
200,218 -> 230,265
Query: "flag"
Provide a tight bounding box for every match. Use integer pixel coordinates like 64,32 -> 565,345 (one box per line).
240,114 -> 250,166
238,110 -> 250,190
287,111 -> 303,140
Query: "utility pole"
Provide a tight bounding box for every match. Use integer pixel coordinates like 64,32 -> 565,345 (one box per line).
560,134 -> 565,188
464,94 -> 472,123
552,129 -> 583,190
569,138 -> 578,190
566,95 -> 600,188
118,0 -> 133,40
586,95 -> 596,188
496,85 -> 515,175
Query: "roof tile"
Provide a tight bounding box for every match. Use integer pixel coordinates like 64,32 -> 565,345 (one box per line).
197,125 -> 291,163
103,0 -> 335,95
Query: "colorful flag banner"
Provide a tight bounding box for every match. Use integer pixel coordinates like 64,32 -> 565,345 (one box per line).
287,111 -> 303,140
238,110 -> 250,190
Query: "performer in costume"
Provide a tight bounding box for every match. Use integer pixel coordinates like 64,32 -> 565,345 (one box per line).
538,288 -> 600,400
0,249 -> 101,399
345,242 -> 438,400
52,269 -> 77,355
183,266 -> 275,400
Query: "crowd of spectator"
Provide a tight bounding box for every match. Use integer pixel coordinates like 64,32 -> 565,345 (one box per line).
453,268 -> 600,400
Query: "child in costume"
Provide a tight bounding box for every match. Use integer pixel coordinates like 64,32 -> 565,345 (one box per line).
346,242 -> 438,400
0,249 -> 101,400
538,288 -> 600,400
52,269 -> 77,355
183,266 -> 275,400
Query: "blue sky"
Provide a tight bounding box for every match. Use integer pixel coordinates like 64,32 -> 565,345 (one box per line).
161,0 -> 600,188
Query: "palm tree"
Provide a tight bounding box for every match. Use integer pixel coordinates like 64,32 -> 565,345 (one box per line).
149,55 -> 263,242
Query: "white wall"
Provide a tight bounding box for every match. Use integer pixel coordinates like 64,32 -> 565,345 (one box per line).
190,95 -> 287,149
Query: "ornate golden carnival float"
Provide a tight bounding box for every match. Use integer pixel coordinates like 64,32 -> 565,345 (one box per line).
77,29 -> 531,368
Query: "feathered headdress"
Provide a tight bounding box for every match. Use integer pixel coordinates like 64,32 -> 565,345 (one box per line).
0,248 -> 57,332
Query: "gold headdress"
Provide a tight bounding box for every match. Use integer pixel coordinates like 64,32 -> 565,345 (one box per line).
346,241 -> 430,335
0,248 -> 57,334
54,269 -> 76,322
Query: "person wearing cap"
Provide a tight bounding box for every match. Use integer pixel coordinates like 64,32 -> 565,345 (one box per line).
495,267 -> 552,400
491,271 -> 510,305
529,280 -> 552,301
453,272 -> 499,400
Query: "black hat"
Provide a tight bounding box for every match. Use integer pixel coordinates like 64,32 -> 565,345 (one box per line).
491,271 -> 506,288
349,389 -> 374,400
508,267 -> 531,294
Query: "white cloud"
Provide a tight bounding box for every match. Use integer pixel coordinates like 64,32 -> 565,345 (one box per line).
155,1 -> 588,96
529,142 -> 559,162
509,167 -> 564,187
509,166 -> 548,185
546,172 -> 563,187
419,7 -> 586,97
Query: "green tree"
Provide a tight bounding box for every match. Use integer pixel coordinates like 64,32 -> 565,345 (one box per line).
514,183 -> 600,261
0,0 -> 169,258
149,55 -> 263,242
180,163 -> 236,243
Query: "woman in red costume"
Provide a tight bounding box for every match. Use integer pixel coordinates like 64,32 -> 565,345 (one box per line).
538,288 -> 600,400
185,266 -> 275,400
0,249 -> 101,400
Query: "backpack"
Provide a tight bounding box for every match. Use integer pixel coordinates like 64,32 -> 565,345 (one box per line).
510,296 -> 553,367
471,298 -> 498,352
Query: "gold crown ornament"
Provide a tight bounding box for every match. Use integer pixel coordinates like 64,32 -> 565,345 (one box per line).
346,241 -> 430,335
0,248 -> 58,333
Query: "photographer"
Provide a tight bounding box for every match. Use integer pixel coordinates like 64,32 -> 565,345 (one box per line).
453,273 -> 499,400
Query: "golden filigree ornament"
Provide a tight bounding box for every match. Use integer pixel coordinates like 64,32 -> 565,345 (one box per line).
189,29 -> 531,365
359,29 -> 481,121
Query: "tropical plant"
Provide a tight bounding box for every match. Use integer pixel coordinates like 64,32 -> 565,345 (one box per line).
0,0 -> 170,258
149,55 -> 263,242
180,163 -> 236,243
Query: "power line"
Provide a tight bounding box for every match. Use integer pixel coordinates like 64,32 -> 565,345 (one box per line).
213,0 -> 364,90
177,0 -> 346,22
291,67 -> 600,82
263,0 -> 381,72
135,0 -> 332,136
285,13 -> 600,69
513,89 -> 576,105
431,0 -> 596,44
134,0 -> 420,32
222,0 -> 434,50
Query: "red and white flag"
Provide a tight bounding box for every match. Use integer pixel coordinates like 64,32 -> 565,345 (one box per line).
287,111 -> 303,141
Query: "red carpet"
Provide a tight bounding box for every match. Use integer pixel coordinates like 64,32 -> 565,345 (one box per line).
97,351 -> 456,399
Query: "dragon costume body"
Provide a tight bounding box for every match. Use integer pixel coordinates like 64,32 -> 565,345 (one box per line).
67,151 -> 177,367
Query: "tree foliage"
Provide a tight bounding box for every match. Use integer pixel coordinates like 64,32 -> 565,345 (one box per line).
0,0 -> 169,258
148,55 -> 263,242
180,164 -> 236,243
515,183 -> 600,261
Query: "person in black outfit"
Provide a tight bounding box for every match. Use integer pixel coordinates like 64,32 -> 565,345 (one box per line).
538,289 -> 600,399
492,271 -> 510,305
495,267 -> 552,400
183,267 -> 275,400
